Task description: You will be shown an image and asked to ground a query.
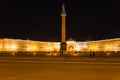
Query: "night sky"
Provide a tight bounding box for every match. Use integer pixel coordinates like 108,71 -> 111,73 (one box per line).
0,0 -> 119,42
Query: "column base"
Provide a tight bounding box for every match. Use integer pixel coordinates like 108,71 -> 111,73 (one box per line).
60,42 -> 67,56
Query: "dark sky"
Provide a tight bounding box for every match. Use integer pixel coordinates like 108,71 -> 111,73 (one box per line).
0,0 -> 119,41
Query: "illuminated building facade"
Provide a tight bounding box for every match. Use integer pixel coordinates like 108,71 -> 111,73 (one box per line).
0,4 -> 120,57
0,38 -> 120,57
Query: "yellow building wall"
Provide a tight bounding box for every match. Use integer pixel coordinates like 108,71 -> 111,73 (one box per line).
0,38 -> 120,52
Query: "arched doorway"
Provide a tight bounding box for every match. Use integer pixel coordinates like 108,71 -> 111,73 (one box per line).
68,45 -> 74,52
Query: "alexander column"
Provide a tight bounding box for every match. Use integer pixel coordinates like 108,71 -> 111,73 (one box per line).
60,3 -> 67,56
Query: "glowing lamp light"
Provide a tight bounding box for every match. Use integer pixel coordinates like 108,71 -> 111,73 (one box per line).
104,45 -> 113,51
92,46 -> 98,51
5,44 -> 18,51
106,52 -> 110,56
73,53 -> 78,56
53,53 -> 58,56
31,46 -> 37,51
27,45 -> 38,51
47,53 -> 52,56
0,44 -> 2,49
33,52 -> 36,55
11,44 -> 18,50
0,44 -> 2,51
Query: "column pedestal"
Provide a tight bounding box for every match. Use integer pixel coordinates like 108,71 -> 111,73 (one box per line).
60,42 -> 67,56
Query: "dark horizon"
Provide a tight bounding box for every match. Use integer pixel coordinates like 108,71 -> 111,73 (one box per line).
0,0 -> 119,42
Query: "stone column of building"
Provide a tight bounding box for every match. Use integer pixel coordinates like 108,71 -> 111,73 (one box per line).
60,3 -> 67,55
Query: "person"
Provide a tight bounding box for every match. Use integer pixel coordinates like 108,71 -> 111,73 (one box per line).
93,52 -> 95,57
89,51 -> 92,57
